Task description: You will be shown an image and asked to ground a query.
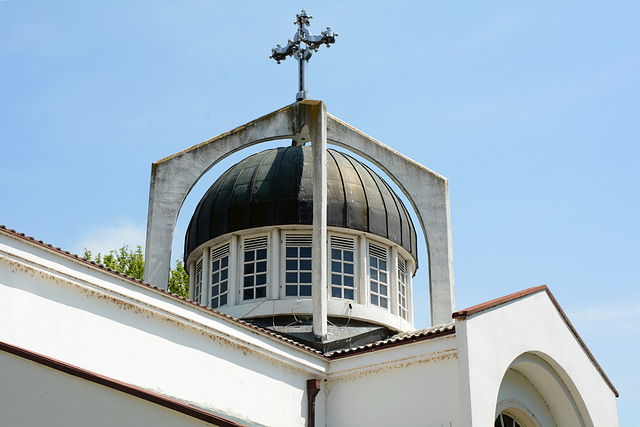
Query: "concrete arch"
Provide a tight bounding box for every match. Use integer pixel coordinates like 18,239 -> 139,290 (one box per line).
496,352 -> 593,427
144,100 -> 455,325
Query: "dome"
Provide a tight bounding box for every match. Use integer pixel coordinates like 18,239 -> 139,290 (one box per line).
185,145 -> 417,262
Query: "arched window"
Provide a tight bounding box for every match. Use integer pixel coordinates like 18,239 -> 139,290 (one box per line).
495,413 -> 524,427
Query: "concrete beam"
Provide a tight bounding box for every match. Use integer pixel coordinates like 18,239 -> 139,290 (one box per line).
145,103 -> 307,288
326,114 -> 455,326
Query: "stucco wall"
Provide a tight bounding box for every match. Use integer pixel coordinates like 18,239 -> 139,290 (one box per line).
325,335 -> 460,427
456,291 -> 618,426
0,351 -> 216,427
0,232 -> 326,427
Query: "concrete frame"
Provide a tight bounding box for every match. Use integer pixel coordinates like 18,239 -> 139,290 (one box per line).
144,100 -> 455,326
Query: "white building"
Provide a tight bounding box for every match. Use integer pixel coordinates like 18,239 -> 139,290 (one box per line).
0,100 -> 619,426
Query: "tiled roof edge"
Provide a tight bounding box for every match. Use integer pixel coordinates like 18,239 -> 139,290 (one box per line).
325,323 -> 455,358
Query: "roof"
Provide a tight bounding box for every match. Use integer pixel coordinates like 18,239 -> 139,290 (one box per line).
184,146 -> 417,262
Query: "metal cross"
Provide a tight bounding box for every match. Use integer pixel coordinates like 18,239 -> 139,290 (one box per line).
270,10 -> 337,101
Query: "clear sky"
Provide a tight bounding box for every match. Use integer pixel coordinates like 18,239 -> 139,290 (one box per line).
1,1 -> 638,424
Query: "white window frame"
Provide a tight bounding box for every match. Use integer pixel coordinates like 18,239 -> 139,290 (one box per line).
282,233 -> 313,298
397,257 -> 408,319
328,234 -> 357,302
194,258 -> 203,304
240,235 -> 269,302
210,244 -> 230,309
368,242 -> 390,310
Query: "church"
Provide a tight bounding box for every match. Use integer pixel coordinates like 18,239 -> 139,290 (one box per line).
0,11 -> 619,427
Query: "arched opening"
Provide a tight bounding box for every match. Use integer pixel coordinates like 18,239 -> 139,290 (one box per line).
495,352 -> 592,427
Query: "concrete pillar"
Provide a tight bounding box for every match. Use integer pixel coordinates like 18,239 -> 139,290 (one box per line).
228,235 -> 238,306
390,246 -> 398,316
358,236 -> 367,305
270,229 -> 281,301
326,115 -> 456,326
407,259 -> 415,325
188,261 -> 195,300
311,101 -> 328,340
202,247 -> 210,306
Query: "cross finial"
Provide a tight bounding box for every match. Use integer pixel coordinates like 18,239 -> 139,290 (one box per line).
270,10 -> 338,101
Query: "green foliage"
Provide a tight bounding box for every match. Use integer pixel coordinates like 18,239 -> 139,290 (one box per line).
83,245 -> 189,298
169,259 -> 189,299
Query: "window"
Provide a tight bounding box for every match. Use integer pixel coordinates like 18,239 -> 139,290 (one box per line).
210,244 -> 229,309
194,258 -> 203,304
495,413 -> 524,427
284,234 -> 312,297
243,236 -> 268,301
398,258 -> 407,319
369,243 -> 389,309
330,236 -> 356,300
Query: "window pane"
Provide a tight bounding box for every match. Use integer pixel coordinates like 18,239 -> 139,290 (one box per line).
344,251 -> 353,262
370,256 -> 377,268
344,276 -> 354,287
286,260 -> 298,270
300,247 -> 311,258
380,298 -> 388,309
221,257 -> 228,268
370,269 -> 378,280
256,287 -> 266,298
213,260 -> 220,270
286,247 -> 298,257
244,277 -> 254,287
212,284 -> 219,295
380,285 -> 387,296
221,270 -> 228,280
370,281 -> 378,293
344,289 -> 354,300
257,249 -> 267,259
244,289 -> 254,300
212,272 -> 219,283
286,272 -> 297,283
221,282 -> 228,293
300,260 -> 312,270
244,263 -> 254,274
344,263 -> 354,274
371,294 -> 378,305
300,272 -> 312,283
332,287 -> 342,298
379,273 -> 387,283
256,274 -> 267,285
220,294 -> 227,306
245,252 -> 254,262
331,249 -> 341,260
256,261 -> 267,272
332,261 -> 342,273
300,285 -> 312,296
379,260 -> 387,270
286,285 -> 297,296
332,274 -> 342,285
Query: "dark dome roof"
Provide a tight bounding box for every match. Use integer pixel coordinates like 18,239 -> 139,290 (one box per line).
185,146 -> 417,261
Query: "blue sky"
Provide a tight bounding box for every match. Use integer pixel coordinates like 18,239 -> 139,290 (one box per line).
1,1 -> 638,424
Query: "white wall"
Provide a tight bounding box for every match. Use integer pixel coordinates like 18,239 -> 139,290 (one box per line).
456,290 -> 618,426
325,335 -> 460,427
0,351 -> 216,427
0,232 -> 326,427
